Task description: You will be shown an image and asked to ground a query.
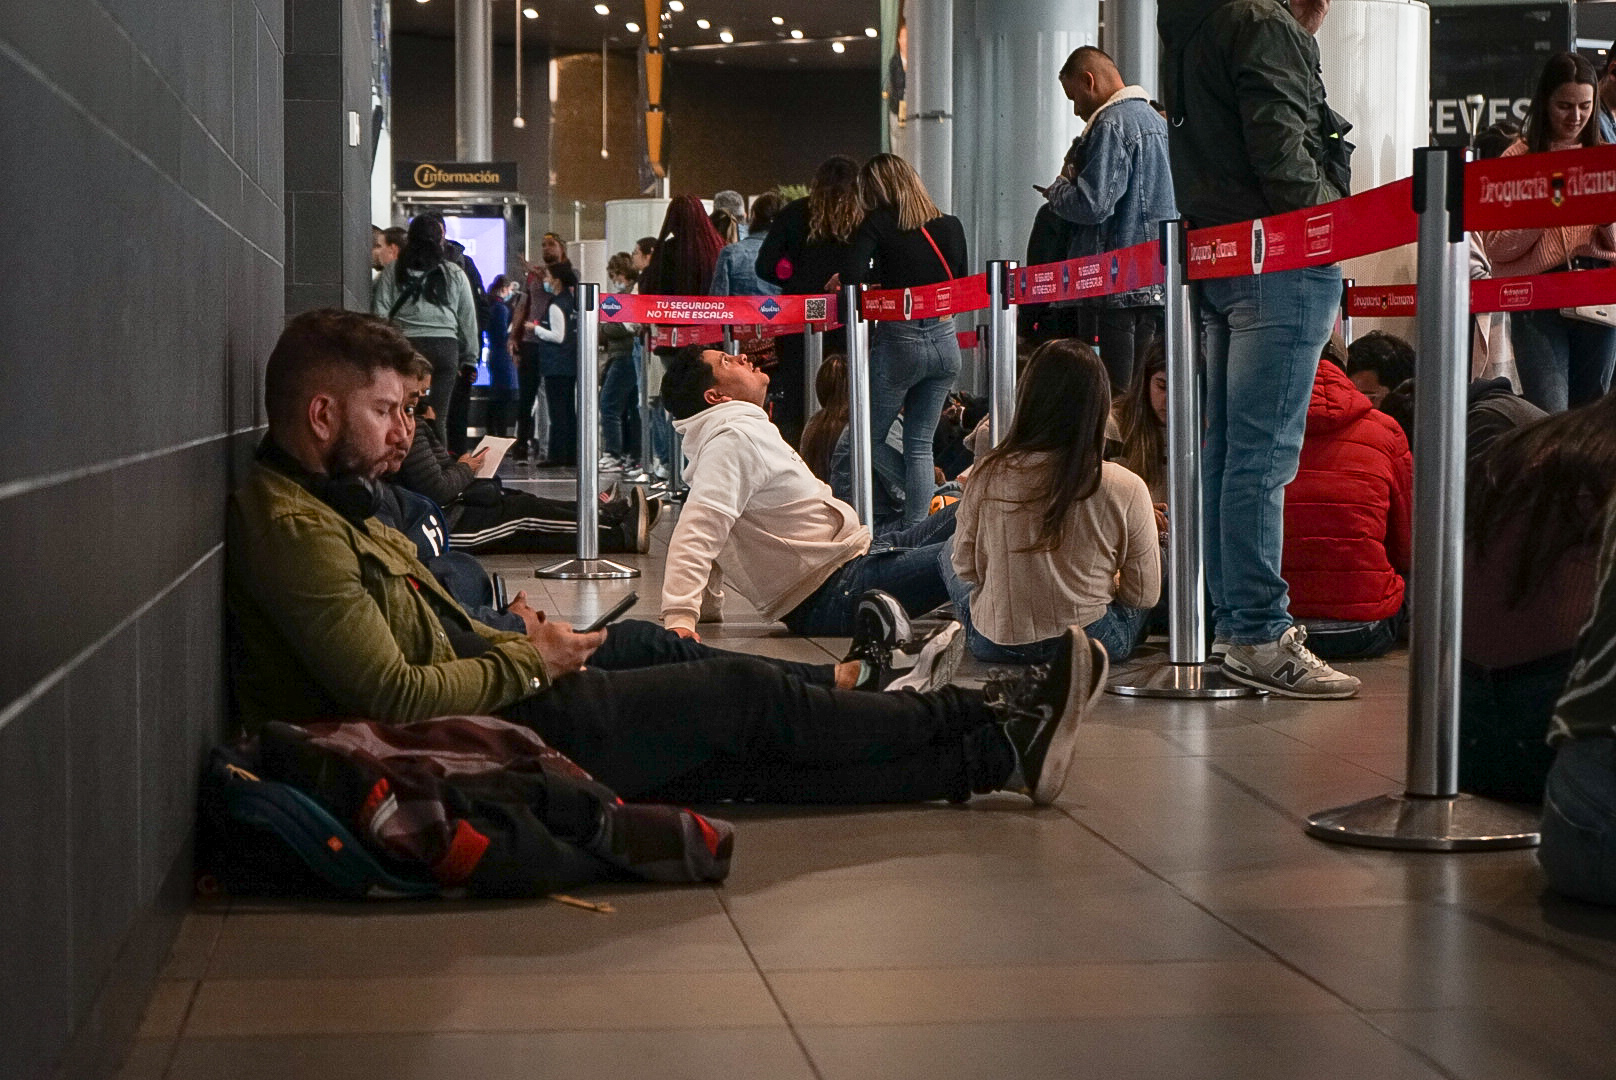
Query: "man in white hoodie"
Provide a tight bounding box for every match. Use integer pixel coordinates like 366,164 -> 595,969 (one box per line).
659,346 -> 956,640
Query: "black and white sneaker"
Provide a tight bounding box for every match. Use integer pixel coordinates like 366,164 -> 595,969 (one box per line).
880,621 -> 967,693
985,627 -> 1109,805
844,590 -> 912,666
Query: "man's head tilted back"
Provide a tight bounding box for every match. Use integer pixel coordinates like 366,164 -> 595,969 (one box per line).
660,345 -> 772,420
263,308 -> 422,479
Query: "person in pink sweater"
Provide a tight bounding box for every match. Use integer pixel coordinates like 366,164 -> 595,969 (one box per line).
1480,52 -> 1616,413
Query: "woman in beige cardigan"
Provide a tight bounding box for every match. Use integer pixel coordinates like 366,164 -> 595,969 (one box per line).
1481,52 -> 1616,413
941,339 -> 1160,664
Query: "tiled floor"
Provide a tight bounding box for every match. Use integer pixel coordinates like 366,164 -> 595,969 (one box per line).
121,474 -> 1616,1079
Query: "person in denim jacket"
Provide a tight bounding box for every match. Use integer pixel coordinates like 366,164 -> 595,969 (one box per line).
1042,47 -> 1178,392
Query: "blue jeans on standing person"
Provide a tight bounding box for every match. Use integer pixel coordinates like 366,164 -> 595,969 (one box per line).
780,514 -> 954,636
938,538 -> 1150,664
1200,264 -> 1341,646
1540,736 -> 1616,905
869,317 -> 962,526
1508,307 -> 1616,414
601,351 -> 640,462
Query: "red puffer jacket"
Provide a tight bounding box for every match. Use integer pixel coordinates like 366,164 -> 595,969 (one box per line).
1282,362 -> 1412,622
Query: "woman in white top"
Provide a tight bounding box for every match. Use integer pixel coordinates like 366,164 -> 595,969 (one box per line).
942,338 -> 1161,663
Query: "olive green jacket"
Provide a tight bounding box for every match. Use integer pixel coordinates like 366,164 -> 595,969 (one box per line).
226,457 -> 548,733
1168,0 -> 1349,228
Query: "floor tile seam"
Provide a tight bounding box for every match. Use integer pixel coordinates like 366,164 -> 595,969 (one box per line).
750,958 -> 1309,975
710,886 -> 829,1080
162,1023 -> 808,1047
184,965 -> 778,985
1047,800 -> 1467,1080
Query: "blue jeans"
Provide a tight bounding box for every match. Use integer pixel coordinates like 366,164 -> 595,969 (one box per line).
1301,607 -> 1405,662
1540,737 -> 1616,905
600,352 -> 641,460
1200,264 -> 1340,645
1509,307 -> 1616,413
869,317 -> 961,525
939,538 -> 1150,664
781,516 -> 952,636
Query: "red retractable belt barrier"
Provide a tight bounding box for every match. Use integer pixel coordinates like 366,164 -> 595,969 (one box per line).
599,292 -> 837,325
1465,143 -> 1616,232
859,273 -> 991,321
1472,267 -> 1616,314
956,330 -> 980,349
648,325 -> 725,348
1186,179 -> 1417,280
1009,240 -> 1163,304
1345,284 -> 1419,318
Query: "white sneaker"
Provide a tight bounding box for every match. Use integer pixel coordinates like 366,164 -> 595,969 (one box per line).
883,622 -> 967,693
1222,626 -> 1360,699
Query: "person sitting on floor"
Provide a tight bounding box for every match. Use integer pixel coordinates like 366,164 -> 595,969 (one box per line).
657,345 -> 958,646
391,368 -> 654,555
1345,330 -> 1415,410
1462,391 -> 1616,803
229,310 -> 1106,815
1278,355 -> 1412,662
942,338 -> 1160,665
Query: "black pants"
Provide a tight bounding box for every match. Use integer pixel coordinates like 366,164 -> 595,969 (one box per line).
544,375 -> 578,465
772,326 -> 847,450
1095,306 -> 1164,393
517,345 -> 544,453
450,490 -> 628,554
503,654 -> 1009,804
409,336 -> 461,443
446,364 -> 477,455
593,618 -> 835,685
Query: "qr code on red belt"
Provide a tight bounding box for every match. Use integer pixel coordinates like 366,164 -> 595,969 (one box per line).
804,297 -> 827,321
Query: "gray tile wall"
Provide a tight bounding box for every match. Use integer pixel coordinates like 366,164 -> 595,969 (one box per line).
0,2 -> 283,1077
284,0 -> 381,316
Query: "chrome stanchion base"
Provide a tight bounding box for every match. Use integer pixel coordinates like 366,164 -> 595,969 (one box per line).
535,559 -> 641,581
1306,792 -> 1540,851
1107,657 -> 1259,698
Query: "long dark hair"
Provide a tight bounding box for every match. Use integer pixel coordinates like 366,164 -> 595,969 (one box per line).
398,212 -> 451,306
1113,341 -> 1166,498
1467,392 -> 1616,607
798,353 -> 850,480
1525,51 -> 1603,153
974,338 -> 1112,552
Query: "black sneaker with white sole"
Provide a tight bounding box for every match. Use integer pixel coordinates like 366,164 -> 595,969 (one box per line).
844,590 -> 913,666
985,627 -> 1109,805
876,621 -> 966,693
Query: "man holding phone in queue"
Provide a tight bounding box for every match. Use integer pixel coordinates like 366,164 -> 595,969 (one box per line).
226,309 -> 1103,810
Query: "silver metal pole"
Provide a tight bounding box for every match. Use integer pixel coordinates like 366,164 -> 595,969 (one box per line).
1305,147 -> 1537,850
625,329 -> 655,485
804,326 -> 825,420
844,283 -> 876,527
538,282 -> 638,580
1340,277 -> 1355,345
986,260 -> 1019,446
1109,221 -> 1253,698
454,0 -> 493,161
722,326 -> 739,355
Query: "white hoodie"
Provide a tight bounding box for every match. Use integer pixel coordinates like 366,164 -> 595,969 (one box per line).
663,401 -> 871,632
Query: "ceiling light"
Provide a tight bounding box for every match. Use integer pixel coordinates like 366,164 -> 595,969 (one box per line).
414,0 -> 429,5
669,0 -> 684,9
593,3 -> 609,13
522,7 -> 538,18
865,27 -> 878,37
719,28 -> 734,42
831,40 -> 845,53
771,15 -> 784,25
695,18 -> 710,29
625,21 -> 640,31
789,28 -> 803,38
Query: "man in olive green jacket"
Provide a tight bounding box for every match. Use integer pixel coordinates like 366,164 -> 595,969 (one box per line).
225,309 -> 1098,806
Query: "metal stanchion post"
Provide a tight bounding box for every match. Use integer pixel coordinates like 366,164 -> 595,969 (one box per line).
843,282 -> 876,527
1109,221 -> 1255,698
537,281 -> 639,581
1340,276 -> 1355,345
625,328 -> 655,486
985,260 -> 1019,446
804,325 -> 825,420
1305,147 -> 1538,850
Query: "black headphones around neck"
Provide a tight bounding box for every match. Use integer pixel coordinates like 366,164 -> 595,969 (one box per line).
257,440 -> 383,526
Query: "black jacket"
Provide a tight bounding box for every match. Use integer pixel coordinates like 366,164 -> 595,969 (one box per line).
755,198 -> 865,295
1165,0 -> 1350,228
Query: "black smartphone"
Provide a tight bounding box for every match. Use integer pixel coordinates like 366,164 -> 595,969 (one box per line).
577,591 -> 637,634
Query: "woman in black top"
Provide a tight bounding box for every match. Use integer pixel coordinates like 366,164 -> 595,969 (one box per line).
756,155 -> 866,447
845,153 -> 969,526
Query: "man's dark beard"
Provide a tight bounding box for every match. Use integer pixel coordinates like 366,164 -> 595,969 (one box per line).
327,427 -> 386,481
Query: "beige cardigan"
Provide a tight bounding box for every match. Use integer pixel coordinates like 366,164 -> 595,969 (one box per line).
954,457 -> 1160,645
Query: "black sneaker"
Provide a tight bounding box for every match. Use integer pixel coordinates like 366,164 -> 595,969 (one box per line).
985,627 -> 1109,805
843,590 -> 912,666
876,621 -> 966,692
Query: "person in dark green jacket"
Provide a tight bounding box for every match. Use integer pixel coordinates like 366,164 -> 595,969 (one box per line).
1159,0 -> 1360,700
226,308 -> 1100,806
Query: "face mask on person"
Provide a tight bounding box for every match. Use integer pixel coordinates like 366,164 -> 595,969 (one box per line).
543,280 -> 556,294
